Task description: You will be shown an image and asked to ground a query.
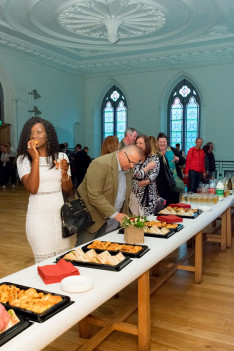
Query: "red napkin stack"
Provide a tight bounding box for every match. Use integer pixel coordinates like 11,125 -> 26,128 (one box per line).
38,259 -> 80,284
168,203 -> 191,209
157,215 -> 183,223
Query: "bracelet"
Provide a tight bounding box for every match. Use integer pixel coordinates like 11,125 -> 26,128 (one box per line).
62,174 -> 69,182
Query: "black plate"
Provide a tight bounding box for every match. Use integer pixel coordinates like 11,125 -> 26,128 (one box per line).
55,251 -> 132,271
82,241 -> 150,258
174,224 -> 184,232
0,313 -> 33,347
156,209 -> 203,219
0,282 -> 73,323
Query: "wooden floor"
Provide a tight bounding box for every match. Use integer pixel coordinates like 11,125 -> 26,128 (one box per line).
1,185 -> 234,351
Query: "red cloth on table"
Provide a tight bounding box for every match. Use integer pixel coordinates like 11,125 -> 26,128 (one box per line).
38,259 -> 79,284
168,203 -> 191,209
157,215 -> 183,223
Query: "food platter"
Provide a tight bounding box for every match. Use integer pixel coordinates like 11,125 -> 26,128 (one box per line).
0,312 -> 32,346
56,250 -> 132,272
156,207 -> 203,219
82,241 -> 150,258
0,282 -> 73,323
118,227 -> 178,239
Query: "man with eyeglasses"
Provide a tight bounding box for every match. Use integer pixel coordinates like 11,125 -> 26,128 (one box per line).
76,144 -> 142,246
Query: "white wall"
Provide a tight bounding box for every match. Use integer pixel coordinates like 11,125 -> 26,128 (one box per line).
0,47 -> 85,149
84,63 -> 234,160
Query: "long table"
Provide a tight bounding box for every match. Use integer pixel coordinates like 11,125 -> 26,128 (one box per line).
1,196 -> 233,351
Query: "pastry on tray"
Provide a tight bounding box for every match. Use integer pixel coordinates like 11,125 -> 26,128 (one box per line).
87,240 -> 142,254
0,284 -> 62,314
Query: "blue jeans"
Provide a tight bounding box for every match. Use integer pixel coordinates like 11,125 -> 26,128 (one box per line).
188,170 -> 202,193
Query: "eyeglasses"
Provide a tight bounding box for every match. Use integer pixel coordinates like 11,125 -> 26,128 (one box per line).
123,151 -> 140,166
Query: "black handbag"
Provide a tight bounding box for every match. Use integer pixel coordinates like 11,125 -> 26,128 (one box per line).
162,155 -> 176,190
61,189 -> 94,238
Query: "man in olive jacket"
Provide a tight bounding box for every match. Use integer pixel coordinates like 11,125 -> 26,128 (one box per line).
76,145 -> 142,245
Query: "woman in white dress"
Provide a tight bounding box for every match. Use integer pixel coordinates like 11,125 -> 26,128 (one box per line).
17,117 -> 73,263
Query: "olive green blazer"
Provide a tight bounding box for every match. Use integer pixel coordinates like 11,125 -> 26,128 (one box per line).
78,152 -> 132,233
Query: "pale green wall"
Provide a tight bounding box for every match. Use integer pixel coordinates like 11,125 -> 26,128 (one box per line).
0,44 -> 233,162
0,46 -> 84,149
84,63 -> 234,161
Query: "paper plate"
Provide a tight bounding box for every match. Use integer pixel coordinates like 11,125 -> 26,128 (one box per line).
61,276 -> 93,293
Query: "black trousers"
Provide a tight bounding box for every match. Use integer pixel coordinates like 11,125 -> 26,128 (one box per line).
188,170 -> 202,193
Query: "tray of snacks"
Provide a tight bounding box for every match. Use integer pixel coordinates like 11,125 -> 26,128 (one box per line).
0,283 -> 73,323
119,223 -> 180,239
82,240 -> 150,258
156,206 -> 202,218
0,304 -> 33,346
56,247 -> 132,272
145,220 -> 184,233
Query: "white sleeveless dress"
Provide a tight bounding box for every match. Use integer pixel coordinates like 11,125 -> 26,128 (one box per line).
17,152 -> 71,263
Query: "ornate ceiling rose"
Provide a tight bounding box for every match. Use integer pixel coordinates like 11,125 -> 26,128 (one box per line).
58,0 -> 166,44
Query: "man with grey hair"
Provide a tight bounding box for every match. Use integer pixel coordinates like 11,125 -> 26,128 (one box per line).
119,127 -> 137,149
76,144 -> 142,246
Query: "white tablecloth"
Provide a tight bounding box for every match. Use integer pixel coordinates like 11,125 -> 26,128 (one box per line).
1,196 -> 233,351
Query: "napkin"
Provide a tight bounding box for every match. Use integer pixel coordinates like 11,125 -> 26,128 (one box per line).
168,203 -> 191,209
38,259 -> 80,284
157,215 -> 183,223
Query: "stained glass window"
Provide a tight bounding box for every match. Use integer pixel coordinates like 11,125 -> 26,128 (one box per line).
167,79 -> 200,154
101,85 -> 127,141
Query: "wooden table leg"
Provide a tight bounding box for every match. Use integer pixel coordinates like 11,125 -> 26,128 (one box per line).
79,317 -> 91,338
221,210 -> 227,251
195,231 -> 203,284
138,270 -> 151,351
226,207 -> 232,248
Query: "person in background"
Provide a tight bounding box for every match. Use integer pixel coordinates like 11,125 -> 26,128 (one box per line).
76,145 -> 142,246
1,143 -> 16,188
0,144 -> 3,186
157,133 -> 185,204
101,135 -> 119,155
202,144 -> 211,184
206,142 -> 216,177
184,137 -> 206,193
119,127 -> 137,149
70,144 -> 82,185
83,146 -> 91,164
75,144 -> 91,186
131,135 -> 160,216
59,143 -> 66,153
175,143 -> 186,159
148,136 -> 158,155
16,117 -> 73,263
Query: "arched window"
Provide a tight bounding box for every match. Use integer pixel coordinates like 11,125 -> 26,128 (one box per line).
101,85 -> 127,141
167,79 -> 201,154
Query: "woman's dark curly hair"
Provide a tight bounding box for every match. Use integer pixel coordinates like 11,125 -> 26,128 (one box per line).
16,117 -> 59,168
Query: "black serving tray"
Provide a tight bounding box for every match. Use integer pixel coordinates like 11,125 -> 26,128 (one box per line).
173,224 -> 184,232
82,241 -> 150,258
0,313 -> 33,347
118,227 -> 177,239
56,251 -> 132,271
156,209 -> 203,219
0,282 -> 73,323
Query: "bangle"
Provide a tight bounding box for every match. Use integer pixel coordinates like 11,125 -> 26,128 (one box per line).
62,174 -> 69,182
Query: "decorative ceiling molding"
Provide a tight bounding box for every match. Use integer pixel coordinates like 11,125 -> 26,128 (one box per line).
58,0 -> 167,44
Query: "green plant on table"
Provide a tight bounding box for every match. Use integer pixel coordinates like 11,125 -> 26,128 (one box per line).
122,216 -> 147,229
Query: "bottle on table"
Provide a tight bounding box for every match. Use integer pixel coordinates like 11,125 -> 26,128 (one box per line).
228,174 -> 232,195
209,178 -> 215,194
216,178 -> 224,201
